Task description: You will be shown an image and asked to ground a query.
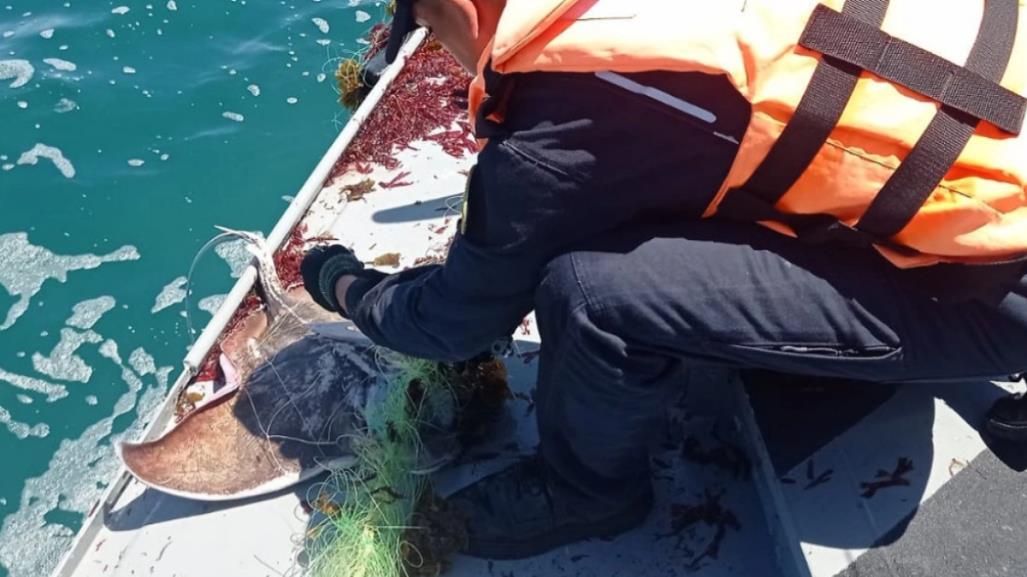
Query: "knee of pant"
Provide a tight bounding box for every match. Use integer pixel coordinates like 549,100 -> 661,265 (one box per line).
536,253 -> 590,326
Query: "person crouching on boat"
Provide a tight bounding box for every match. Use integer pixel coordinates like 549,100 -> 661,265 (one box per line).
302,0 -> 1027,560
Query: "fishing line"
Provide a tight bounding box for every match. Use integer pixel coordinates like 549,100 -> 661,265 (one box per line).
260,355 -> 346,448
183,230 -> 251,342
184,228 -> 345,469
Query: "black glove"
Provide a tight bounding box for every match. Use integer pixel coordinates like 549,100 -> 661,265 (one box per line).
301,245 -> 365,313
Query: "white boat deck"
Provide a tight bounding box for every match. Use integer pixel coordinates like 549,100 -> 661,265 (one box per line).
53,32 -> 1027,577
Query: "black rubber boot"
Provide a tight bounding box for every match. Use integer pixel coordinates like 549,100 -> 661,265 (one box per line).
447,456 -> 653,560
986,391 -> 1027,442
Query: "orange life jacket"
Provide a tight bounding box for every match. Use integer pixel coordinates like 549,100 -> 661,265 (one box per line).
469,0 -> 1027,268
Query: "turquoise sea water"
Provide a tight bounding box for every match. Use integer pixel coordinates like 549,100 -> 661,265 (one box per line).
0,2 -> 379,575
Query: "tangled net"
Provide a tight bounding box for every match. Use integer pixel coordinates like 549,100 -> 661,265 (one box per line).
304,361 -> 437,577
304,355 -> 509,577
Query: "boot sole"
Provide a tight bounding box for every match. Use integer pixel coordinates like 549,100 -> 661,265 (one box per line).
985,418 -> 1027,443
464,492 -> 654,560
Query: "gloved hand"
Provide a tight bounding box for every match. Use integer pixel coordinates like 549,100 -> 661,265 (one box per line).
301,244 -> 365,313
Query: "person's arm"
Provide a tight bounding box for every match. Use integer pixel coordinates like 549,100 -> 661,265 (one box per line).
412,0 -> 505,71
344,239 -> 534,361
340,142 -> 556,361
309,67 -> 748,360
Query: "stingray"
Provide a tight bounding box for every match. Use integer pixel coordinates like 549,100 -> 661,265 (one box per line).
120,230 -> 454,501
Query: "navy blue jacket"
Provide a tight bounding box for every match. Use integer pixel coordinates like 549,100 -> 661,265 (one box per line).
344,71 -> 751,361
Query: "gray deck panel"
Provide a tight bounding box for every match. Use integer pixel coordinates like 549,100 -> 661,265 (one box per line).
837,447 -> 1027,577
749,377 -> 1027,577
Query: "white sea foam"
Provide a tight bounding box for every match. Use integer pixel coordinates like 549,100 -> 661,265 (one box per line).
222,110 -> 244,122
198,293 -> 226,316
0,368 -> 67,402
17,143 -> 75,178
99,339 -> 121,365
32,328 -> 103,383
42,58 -> 76,72
16,395 -> 32,405
105,28 -> 115,38
111,5 -> 129,14
214,238 -> 252,278
246,83 -> 260,97
66,296 -> 116,329
0,59 -> 34,88
128,347 -> 156,377
54,98 -> 77,113
0,405 -> 49,439
355,10 -> 370,23
151,275 -> 187,313
312,17 -> 329,33
0,232 -> 139,330
0,340 -> 168,577
156,366 -> 174,388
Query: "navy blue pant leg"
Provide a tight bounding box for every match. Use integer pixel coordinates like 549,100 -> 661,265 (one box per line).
533,219 -> 1027,502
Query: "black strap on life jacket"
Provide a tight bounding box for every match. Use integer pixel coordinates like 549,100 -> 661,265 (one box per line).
720,0 -> 890,219
801,4 -> 1023,135
852,0 -> 1022,237
719,0 -> 1026,248
474,64 -> 511,139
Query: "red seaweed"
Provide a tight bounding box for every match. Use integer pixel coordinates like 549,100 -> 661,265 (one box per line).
273,223 -> 309,290
194,345 -> 223,383
331,35 -> 474,179
860,457 -> 914,498
660,489 -> 742,571
178,226 -> 308,417
412,254 -> 446,266
379,171 -> 413,189
182,33 -> 470,411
